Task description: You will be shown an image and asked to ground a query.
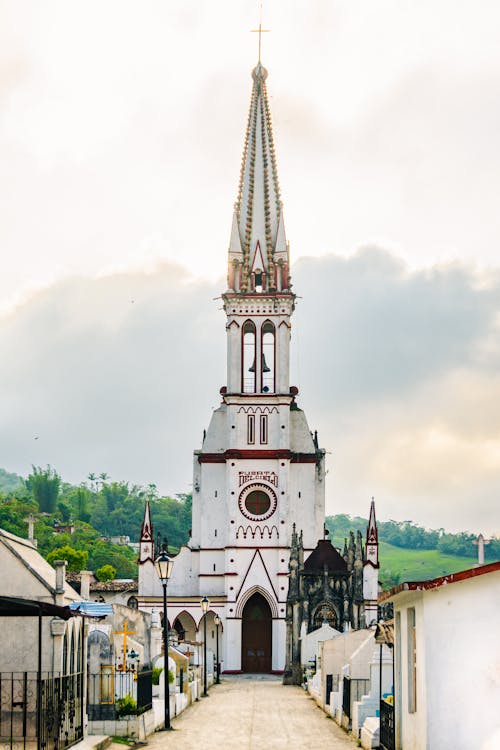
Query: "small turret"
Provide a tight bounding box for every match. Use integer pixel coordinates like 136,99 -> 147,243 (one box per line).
363,498 -> 379,627
365,498 -> 379,568
138,499 -> 154,565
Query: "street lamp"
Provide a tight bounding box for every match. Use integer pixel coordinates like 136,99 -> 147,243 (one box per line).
200,596 -> 210,697
155,544 -> 174,730
214,613 -> 221,684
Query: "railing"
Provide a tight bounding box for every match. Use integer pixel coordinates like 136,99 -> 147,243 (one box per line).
342,676 -> 370,722
87,670 -> 152,721
0,671 -> 83,750
380,699 -> 395,750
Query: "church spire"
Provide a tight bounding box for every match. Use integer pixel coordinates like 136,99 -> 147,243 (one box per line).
228,62 -> 290,294
138,499 -> 154,565
365,498 -> 379,568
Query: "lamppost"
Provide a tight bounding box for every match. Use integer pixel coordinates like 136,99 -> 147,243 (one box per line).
200,596 -> 210,697
214,613 -> 221,684
155,544 -> 174,730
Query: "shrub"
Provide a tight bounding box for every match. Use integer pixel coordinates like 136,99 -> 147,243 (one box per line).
115,694 -> 137,717
151,667 -> 174,685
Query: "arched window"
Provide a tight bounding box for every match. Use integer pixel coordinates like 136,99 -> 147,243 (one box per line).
242,320 -> 256,393
261,321 -> 275,393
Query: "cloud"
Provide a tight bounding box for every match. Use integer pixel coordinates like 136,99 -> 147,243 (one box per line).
1,248 -> 499,535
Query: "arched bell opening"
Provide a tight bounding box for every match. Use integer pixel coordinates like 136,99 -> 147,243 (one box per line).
241,592 -> 272,673
261,320 -> 275,393
242,320 -> 257,393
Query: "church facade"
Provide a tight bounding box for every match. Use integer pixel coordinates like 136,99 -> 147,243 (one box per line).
137,60 -> 377,674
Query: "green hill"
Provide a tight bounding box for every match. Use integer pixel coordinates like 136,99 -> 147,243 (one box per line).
1,466 -> 497,589
329,535 -> 477,587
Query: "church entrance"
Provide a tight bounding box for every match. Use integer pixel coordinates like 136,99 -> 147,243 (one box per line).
241,592 -> 272,673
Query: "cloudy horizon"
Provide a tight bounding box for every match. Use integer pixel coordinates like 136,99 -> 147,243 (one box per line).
1,247 -> 499,537
1,2 -> 499,537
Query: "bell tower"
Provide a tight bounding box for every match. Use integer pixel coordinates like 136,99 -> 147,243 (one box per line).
138,59 -> 325,676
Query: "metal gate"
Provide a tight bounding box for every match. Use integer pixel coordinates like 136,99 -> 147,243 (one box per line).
0,672 -> 83,750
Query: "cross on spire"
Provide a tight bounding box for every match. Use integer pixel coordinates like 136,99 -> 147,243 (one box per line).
251,6 -> 270,63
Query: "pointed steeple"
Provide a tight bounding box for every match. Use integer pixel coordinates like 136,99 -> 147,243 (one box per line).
228,62 -> 290,294
365,498 -> 379,568
367,498 -> 378,545
138,499 -> 154,565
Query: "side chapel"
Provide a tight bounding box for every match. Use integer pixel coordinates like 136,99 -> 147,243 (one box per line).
137,59 -> 378,674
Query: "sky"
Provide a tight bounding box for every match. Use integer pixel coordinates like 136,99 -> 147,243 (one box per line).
1,1 -> 499,535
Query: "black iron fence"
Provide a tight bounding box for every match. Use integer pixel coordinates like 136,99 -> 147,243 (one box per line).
341,676 -> 370,721
87,670 -> 152,721
380,699 -> 395,750
0,671 -> 83,750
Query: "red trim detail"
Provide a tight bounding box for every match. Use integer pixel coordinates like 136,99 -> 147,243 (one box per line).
277,572 -> 289,576
379,560 -> 500,602
222,670 -> 243,674
271,670 -> 284,675
198,449 -> 318,463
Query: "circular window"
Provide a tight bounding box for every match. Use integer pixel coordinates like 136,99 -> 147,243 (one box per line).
238,483 -> 277,521
245,490 -> 271,515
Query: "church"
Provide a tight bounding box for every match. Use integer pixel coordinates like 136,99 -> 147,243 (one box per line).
136,58 -> 378,675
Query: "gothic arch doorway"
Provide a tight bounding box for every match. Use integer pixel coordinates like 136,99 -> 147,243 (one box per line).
241,592 -> 272,673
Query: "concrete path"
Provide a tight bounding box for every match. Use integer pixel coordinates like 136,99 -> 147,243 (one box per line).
146,674 -> 357,750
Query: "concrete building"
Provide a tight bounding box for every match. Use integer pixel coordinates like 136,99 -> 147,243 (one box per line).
0,527 -> 81,674
379,560 -> 500,750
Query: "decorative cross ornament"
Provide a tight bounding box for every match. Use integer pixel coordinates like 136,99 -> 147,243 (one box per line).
251,6 -> 270,63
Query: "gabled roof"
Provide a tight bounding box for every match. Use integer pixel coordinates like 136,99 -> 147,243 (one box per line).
303,539 -> 348,574
0,527 -> 79,601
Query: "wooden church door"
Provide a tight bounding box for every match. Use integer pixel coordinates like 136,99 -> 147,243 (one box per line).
241,592 -> 272,673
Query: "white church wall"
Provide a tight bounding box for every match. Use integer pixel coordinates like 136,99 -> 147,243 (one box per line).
224,618 -> 242,672
272,618 -> 286,672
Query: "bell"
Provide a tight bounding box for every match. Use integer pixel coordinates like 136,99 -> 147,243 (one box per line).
249,356 -> 270,373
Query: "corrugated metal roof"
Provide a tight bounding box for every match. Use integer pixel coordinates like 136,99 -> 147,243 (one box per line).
69,601 -> 113,617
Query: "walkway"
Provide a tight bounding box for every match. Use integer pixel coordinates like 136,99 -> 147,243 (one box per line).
147,675 -> 357,750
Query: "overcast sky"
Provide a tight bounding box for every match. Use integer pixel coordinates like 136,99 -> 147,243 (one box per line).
1,1 -> 499,535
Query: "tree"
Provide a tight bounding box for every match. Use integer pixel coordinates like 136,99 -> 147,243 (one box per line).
46,545 -> 88,572
26,465 -> 61,514
70,486 -> 91,523
95,564 -> 116,582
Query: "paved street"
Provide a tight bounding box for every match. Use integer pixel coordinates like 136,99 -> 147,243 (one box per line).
146,675 -> 357,750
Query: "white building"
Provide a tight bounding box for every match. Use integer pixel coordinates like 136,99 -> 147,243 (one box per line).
137,59 -> 325,674
380,560 -> 500,750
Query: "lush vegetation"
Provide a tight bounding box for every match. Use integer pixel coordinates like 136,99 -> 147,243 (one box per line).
1,466 -> 497,589
326,514 -> 499,587
0,466 -> 191,579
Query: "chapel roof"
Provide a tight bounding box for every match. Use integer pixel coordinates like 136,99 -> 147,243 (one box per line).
303,539 -> 348,574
